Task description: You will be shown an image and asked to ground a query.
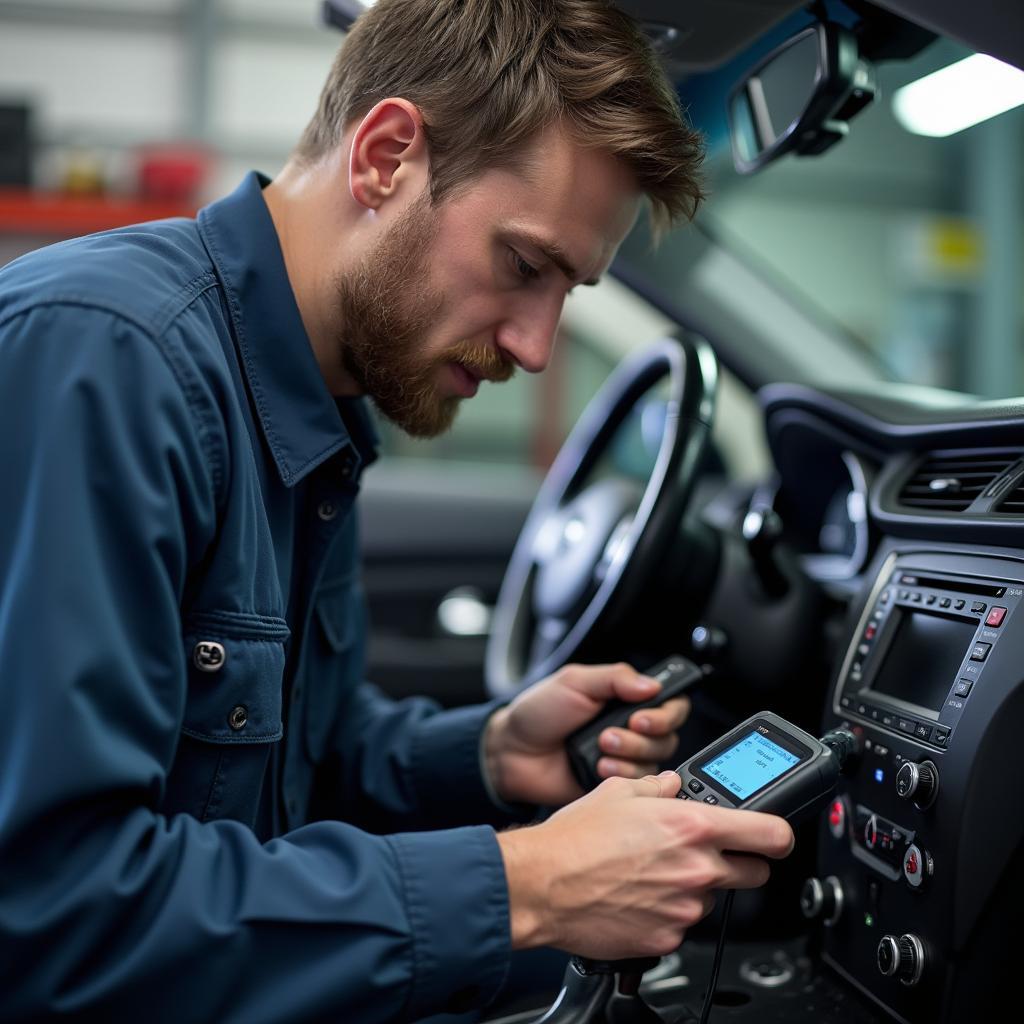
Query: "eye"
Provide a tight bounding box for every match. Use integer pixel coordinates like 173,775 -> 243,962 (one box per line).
509,248 -> 540,281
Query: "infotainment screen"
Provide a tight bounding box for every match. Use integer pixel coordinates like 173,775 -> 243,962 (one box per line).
867,611 -> 978,713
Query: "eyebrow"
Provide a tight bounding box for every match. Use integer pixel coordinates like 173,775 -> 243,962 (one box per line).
510,230 -> 600,287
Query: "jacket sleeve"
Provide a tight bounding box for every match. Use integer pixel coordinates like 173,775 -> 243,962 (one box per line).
323,682 -> 535,834
0,303 -> 511,1023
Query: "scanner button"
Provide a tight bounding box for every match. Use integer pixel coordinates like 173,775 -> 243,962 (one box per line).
688,779 -> 705,795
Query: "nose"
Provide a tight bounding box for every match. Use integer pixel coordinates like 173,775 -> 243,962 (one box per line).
496,293 -> 565,374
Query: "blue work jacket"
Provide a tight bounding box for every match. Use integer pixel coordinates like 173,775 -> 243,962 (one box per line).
0,173 -> 522,1022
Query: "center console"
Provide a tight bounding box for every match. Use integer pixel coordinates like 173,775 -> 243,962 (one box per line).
489,538 -> 1024,1024
813,540 -> 1024,1023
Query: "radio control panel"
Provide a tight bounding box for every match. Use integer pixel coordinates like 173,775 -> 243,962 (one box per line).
833,557 -> 1018,752
817,544 -> 1024,1024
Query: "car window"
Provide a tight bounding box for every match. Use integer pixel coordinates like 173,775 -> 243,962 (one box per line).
700,38 -> 1024,400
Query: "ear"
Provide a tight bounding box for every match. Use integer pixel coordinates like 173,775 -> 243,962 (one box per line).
348,98 -> 429,210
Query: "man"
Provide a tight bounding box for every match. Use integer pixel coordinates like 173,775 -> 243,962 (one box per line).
0,1 -> 793,1021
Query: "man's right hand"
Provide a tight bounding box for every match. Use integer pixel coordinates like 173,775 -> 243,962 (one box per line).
495,769 -> 795,960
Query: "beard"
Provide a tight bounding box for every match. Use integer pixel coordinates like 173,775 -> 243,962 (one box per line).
335,194 -> 515,438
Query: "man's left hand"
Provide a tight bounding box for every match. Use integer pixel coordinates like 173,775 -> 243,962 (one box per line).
483,662 -> 691,807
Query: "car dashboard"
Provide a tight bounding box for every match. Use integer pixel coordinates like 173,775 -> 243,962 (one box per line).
752,381 -> 1024,1023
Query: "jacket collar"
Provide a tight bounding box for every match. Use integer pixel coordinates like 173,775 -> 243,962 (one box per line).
198,172 -> 378,487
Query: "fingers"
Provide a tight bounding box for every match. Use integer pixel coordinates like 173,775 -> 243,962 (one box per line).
599,726 -> 679,764
623,769 -> 682,799
597,757 -> 660,781
559,662 -> 660,705
718,852 -> 774,890
699,806 -> 795,860
628,697 -> 691,736
597,695 -> 687,778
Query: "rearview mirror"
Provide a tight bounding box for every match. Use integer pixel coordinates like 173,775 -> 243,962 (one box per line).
729,22 -> 876,175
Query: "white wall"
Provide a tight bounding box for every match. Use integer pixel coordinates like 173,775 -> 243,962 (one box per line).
0,0 -> 342,197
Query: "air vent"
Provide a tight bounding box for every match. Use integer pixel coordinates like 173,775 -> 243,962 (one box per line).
899,452 -> 1019,512
997,473 -> 1024,514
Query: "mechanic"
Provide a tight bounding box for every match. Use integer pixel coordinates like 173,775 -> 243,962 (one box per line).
0,1 -> 794,1021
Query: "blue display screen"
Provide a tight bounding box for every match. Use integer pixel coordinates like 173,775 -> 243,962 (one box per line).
701,730 -> 802,800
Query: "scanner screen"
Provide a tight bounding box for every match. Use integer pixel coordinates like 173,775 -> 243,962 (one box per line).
701,730 -> 802,800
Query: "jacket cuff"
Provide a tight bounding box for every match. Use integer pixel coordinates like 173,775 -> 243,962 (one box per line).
409,700 -> 534,829
387,825 -> 511,1018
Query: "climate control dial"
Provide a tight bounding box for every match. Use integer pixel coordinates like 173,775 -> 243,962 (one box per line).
800,876 -> 843,926
877,933 -> 925,986
896,759 -> 939,810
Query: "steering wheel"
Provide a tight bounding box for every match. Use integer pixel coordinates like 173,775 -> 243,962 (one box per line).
486,334 -> 719,699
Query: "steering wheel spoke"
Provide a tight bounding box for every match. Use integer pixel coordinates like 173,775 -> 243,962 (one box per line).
529,615 -> 570,668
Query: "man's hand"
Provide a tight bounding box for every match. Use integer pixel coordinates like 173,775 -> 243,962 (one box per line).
483,662 -> 691,807
497,771 -> 795,959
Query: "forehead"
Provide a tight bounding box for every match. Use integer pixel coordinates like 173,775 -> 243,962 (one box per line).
438,126 -> 642,280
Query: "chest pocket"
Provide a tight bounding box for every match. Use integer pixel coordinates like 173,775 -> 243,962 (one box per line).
304,577 -> 366,762
164,610 -> 289,825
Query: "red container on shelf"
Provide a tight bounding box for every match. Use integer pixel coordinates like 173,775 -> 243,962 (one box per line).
137,144 -> 210,203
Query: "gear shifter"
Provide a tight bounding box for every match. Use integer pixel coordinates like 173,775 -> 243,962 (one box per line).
529,956 -> 670,1024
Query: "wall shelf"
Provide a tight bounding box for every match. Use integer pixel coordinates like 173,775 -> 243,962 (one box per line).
0,189 -> 196,237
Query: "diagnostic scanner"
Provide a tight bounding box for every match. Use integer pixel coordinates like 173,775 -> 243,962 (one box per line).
566,655 -> 705,791
675,712 -> 858,823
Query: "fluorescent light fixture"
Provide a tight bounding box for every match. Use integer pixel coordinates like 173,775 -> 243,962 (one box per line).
321,0 -> 376,32
893,53 -> 1024,137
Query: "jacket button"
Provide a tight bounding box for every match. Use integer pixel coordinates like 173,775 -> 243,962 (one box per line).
317,500 -> 338,521
228,704 -> 248,731
193,641 -> 226,673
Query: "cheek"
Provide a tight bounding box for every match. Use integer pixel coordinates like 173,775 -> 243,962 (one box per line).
435,293 -> 509,347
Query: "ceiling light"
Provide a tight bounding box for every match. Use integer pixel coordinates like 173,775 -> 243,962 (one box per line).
893,53 -> 1024,137
321,0 -> 376,32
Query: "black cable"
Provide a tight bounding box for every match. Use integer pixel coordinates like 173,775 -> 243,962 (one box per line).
696,888 -> 736,1024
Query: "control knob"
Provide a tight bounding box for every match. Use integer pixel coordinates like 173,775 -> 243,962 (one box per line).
741,507 -> 788,598
690,624 -> 728,661
896,760 -> 939,810
800,876 -> 843,926
903,843 -> 934,890
877,933 -> 925,986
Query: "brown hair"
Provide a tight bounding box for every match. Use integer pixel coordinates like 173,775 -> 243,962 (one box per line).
297,0 -> 704,233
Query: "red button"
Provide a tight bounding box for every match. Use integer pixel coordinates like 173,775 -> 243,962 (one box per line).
986,606 -> 1007,627
906,852 -> 919,875
865,624 -> 877,640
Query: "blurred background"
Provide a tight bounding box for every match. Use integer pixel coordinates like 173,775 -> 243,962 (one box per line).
0,0 -> 1021,482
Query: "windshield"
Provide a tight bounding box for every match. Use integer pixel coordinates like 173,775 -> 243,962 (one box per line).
691,36 -> 1024,400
